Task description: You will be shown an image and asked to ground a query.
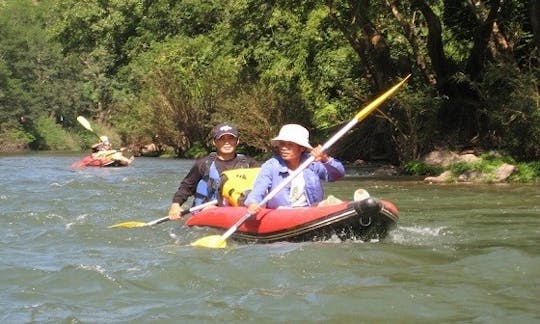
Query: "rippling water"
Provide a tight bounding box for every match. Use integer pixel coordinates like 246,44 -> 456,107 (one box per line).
1,153 -> 539,323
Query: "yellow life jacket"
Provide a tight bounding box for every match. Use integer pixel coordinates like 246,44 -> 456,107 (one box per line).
219,167 -> 260,207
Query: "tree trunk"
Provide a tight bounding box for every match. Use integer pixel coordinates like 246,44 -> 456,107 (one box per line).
411,0 -> 449,85
386,0 -> 435,85
466,0 -> 503,78
531,0 -> 540,51
326,0 -> 397,90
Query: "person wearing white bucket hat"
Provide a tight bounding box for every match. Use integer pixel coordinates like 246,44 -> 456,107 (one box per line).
270,124 -> 313,150
90,135 -> 135,166
244,124 -> 345,214
91,136 -> 111,152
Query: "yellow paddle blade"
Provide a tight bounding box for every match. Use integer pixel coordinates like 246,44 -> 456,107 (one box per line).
354,74 -> 411,122
108,221 -> 147,228
77,116 -> 94,132
190,235 -> 227,248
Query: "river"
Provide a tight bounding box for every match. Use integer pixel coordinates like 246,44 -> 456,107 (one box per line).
1,153 -> 539,323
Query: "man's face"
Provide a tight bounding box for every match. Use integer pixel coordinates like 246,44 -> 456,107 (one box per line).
275,141 -> 305,162
214,134 -> 238,155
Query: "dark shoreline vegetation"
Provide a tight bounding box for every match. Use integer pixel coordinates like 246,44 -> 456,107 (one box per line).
3,147 -> 539,183
1,1 -> 539,182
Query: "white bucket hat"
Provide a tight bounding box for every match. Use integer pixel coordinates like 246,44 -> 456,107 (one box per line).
99,136 -> 109,145
271,124 -> 313,149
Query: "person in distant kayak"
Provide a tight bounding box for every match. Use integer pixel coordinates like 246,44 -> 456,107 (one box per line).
91,136 -> 112,152
244,124 -> 345,215
168,123 -> 259,220
91,136 -> 134,166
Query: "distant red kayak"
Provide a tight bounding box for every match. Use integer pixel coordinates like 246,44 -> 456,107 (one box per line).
186,197 -> 399,243
71,155 -> 125,168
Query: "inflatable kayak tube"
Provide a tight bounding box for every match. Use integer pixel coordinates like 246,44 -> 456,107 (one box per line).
71,154 -> 133,168
186,197 -> 399,243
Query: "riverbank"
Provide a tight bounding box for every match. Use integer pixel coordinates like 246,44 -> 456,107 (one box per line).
2,148 -> 539,183
347,149 -> 540,184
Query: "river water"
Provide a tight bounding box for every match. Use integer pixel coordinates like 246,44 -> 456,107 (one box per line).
1,153 -> 539,323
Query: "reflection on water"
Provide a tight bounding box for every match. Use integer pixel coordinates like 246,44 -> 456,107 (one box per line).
1,154 -> 539,322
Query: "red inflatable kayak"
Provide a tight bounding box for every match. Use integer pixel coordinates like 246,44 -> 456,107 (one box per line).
71,155 -> 127,168
186,197 -> 399,243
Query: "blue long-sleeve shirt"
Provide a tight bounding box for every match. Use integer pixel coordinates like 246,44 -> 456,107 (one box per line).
244,153 -> 345,209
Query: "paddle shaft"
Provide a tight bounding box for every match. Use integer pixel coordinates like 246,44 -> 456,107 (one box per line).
218,75 -> 412,242
147,199 -> 218,226
108,199 -> 219,228
77,116 -> 102,141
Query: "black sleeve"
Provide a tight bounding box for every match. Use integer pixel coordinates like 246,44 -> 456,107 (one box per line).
214,155 -> 261,174
172,158 -> 205,205
244,155 -> 261,167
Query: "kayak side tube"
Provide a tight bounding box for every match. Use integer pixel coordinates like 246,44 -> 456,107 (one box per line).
230,198 -> 399,243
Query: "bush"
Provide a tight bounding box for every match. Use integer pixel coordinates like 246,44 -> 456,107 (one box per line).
447,155 -> 540,183
476,59 -> 540,161
510,162 -> 540,182
184,141 -> 208,159
402,160 -> 443,176
0,124 -> 35,151
449,158 -> 502,175
32,115 -> 80,150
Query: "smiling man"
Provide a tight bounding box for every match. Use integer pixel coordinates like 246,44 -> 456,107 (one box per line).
168,123 -> 259,220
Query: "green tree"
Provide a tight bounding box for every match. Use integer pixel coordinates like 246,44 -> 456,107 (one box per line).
0,0 -> 93,149
46,0 -> 540,163
126,35 -> 241,155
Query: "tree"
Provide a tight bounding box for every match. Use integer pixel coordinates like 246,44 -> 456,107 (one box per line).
0,0 -> 92,149
45,0 -> 540,161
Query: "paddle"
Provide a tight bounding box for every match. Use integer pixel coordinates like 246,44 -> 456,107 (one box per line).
190,74 -> 412,249
77,116 -> 102,140
108,199 -> 218,228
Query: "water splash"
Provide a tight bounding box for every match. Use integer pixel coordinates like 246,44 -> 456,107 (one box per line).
389,225 -> 449,246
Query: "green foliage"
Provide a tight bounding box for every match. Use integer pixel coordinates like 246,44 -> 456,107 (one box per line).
449,161 -> 473,175
184,142 -> 208,159
2,0 -> 540,175
32,115 -> 80,151
449,158 -> 505,175
402,160 -> 443,176
0,124 -> 35,151
214,83 -> 302,154
381,82 -> 442,162
126,34 -> 241,154
448,156 -> 519,183
415,152 -> 540,183
509,162 -> 540,182
474,58 -> 540,161
6,127 -> 35,144
0,0 -> 94,148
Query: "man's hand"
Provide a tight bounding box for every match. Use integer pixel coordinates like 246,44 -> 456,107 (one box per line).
168,203 -> 185,220
310,144 -> 329,162
247,203 -> 261,215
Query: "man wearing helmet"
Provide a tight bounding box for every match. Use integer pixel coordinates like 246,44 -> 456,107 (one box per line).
168,123 -> 259,220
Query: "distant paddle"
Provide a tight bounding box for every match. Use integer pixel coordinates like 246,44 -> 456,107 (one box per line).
108,199 -> 218,228
77,116 -> 101,140
190,74 -> 412,249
